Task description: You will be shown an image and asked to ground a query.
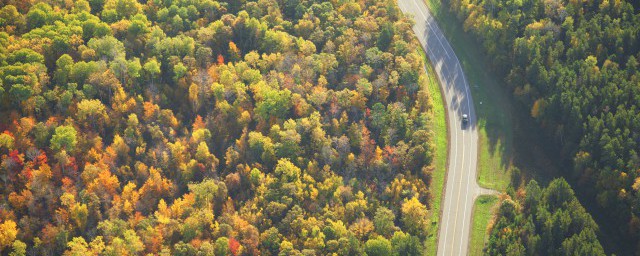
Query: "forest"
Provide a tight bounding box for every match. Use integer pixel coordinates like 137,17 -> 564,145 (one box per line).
0,0 -> 437,255
485,178 -> 604,255
445,0 -> 640,253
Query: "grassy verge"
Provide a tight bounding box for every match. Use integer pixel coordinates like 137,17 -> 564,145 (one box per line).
469,195 -> 499,256
422,0 -> 563,190
420,0 -> 514,192
417,48 -> 448,256
421,0 -> 567,187
417,0 -> 563,253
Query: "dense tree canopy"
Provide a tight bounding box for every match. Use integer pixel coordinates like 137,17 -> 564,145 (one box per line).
485,179 -> 605,255
0,0 -> 436,254
446,0 -> 640,252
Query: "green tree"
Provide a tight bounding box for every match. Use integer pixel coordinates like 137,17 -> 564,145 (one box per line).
364,236 -> 393,256
9,240 -> 26,256
55,54 -> 74,85
255,89 -> 292,120
26,3 -> 57,29
485,179 -> 604,255
76,99 -> 107,129
373,207 -> 396,236
143,58 -> 161,91
50,125 -> 78,152
214,237 -> 229,256
70,61 -> 101,85
0,5 -> 23,31
390,231 -> 423,256
0,133 -> 14,151
377,22 -> 393,51
87,36 -> 125,61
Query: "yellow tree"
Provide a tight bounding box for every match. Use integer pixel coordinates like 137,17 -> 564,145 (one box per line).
70,203 -> 89,230
188,83 -> 200,112
0,220 -> 18,250
228,42 -> 241,62
76,99 -> 108,131
120,182 -> 140,216
401,197 -> 429,238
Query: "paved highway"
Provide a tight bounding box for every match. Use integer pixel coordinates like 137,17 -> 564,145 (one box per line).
397,0 -> 494,255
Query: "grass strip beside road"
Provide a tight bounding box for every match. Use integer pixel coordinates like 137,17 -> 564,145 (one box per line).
469,195 -> 498,256
418,48 -> 448,256
421,0 -> 513,192
418,0 -> 567,253
417,0 -> 516,254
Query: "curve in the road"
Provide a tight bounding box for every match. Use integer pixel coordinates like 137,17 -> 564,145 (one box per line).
397,0 -> 494,255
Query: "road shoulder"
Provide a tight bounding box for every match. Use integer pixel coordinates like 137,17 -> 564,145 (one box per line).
418,48 -> 449,256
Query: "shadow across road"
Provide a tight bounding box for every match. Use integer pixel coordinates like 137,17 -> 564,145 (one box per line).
398,1 -> 488,256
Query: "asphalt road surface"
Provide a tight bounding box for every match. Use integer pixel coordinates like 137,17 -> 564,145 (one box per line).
397,0 -> 495,255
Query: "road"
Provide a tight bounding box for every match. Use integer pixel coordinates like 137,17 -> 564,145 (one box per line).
397,0 -> 494,255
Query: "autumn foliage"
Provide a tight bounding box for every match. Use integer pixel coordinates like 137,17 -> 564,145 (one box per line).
0,0 -> 435,254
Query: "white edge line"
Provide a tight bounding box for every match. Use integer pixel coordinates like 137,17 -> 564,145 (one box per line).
459,84 -> 473,254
